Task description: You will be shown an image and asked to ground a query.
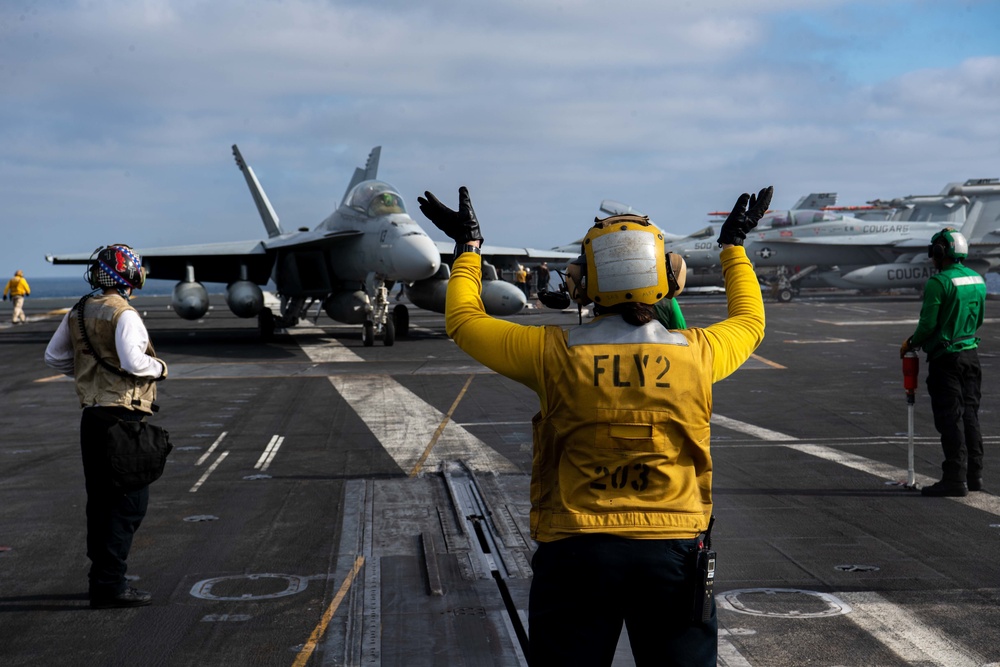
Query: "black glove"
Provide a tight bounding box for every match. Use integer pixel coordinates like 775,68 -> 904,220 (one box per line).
417,186 -> 484,245
718,186 -> 773,246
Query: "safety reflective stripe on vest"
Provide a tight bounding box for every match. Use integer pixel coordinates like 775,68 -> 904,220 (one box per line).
951,275 -> 985,287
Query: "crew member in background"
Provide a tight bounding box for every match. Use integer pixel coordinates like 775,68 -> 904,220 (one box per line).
901,228 -> 986,497
44,244 -> 168,609
3,269 -> 31,324
418,185 -> 770,666
515,264 -> 529,298
535,261 -> 551,296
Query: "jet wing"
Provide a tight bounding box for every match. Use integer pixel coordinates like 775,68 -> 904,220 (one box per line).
49,240 -> 273,284
759,233 -> 928,247
433,241 -> 577,264
48,230 -> 366,285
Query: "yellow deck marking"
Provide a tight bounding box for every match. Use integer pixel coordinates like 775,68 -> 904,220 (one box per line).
34,374 -> 70,383
749,353 -> 786,369
409,374 -> 475,477
291,555 -> 365,667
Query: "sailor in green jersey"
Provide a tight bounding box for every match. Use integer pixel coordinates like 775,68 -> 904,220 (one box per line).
901,228 -> 986,497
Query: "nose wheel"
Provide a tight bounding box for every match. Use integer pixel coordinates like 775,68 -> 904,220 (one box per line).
363,321 -> 375,347
393,304 -> 409,338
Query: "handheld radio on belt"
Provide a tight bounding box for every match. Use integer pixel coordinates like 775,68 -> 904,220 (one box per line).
691,515 -> 716,623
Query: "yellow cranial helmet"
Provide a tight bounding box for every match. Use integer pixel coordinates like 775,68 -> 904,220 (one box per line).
583,215 -> 669,306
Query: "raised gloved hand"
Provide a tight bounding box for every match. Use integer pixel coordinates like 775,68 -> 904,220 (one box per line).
417,186 -> 484,245
718,185 -> 774,247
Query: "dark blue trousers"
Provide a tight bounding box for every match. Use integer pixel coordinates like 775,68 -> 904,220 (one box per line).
80,406 -> 149,596
529,534 -> 717,667
926,349 -> 984,482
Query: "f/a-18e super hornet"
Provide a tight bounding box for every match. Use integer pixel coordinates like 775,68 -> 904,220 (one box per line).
47,145 -> 575,345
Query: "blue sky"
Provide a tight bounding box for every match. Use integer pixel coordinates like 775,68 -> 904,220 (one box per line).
2,0 -> 999,278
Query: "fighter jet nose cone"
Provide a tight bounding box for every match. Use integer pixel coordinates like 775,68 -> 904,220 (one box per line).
393,234 -> 441,281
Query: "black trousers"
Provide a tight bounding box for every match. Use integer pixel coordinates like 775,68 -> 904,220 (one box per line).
529,534 -> 717,667
926,349 -> 984,482
80,406 -> 150,596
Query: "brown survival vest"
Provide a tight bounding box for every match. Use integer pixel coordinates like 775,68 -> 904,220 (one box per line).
68,293 -> 164,414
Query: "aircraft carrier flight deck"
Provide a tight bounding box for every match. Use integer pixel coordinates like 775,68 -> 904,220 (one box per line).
2,292 -> 999,667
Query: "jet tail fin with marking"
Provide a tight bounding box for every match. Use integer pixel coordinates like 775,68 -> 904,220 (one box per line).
791,193 -> 837,210
340,146 -> 382,206
953,179 -> 1000,243
232,144 -> 283,238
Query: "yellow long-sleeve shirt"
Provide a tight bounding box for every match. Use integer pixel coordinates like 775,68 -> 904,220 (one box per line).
446,246 -> 765,540
4,276 -> 30,297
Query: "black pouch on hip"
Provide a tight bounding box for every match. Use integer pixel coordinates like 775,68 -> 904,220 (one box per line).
105,419 -> 173,491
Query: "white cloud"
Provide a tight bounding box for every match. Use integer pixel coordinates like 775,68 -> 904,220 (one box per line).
1,0 -> 998,280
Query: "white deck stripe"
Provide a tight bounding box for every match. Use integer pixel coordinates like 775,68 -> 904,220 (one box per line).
195,432 -> 227,466
713,414 -> 1000,516
816,318 -> 1000,327
260,436 -> 285,471
328,375 -> 517,474
838,591 -> 984,667
718,638 -> 754,667
711,414 -> 798,441
288,326 -> 364,362
189,451 -> 228,493
254,435 -> 280,470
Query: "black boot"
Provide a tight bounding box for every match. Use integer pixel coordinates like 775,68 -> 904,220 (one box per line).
920,480 -> 969,497
90,586 -> 152,609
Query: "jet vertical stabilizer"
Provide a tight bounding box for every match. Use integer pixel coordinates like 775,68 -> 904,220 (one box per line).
232,144 -> 283,238
341,146 -> 382,205
952,179 -> 1000,245
791,193 -> 837,210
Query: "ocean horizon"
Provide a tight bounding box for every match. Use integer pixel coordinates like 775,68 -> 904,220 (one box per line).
16,273 -> 1000,300
18,277 -> 232,299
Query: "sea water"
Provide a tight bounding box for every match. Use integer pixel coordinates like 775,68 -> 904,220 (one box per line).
20,273 -> 1000,299
21,277 -> 228,299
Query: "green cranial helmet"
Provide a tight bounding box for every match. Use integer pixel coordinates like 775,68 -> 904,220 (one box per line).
929,228 -> 969,261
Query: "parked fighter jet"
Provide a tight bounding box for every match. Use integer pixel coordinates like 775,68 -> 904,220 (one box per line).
631,193 -> 851,288
47,145 -> 574,344
749,179 -> 1000,300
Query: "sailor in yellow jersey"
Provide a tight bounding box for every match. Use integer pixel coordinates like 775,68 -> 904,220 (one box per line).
419,185 -> 770,667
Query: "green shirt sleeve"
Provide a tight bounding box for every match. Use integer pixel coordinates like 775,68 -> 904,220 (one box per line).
910,277 -> 945,348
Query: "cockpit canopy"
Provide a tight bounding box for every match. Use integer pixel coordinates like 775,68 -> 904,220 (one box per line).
346,180 -> 407,217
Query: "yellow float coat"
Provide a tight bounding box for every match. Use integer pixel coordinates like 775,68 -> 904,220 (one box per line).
446,246 -> 764,541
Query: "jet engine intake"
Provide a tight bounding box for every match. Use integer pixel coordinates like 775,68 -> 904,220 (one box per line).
172,281 -> 210,320
226,280 -> 264,318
